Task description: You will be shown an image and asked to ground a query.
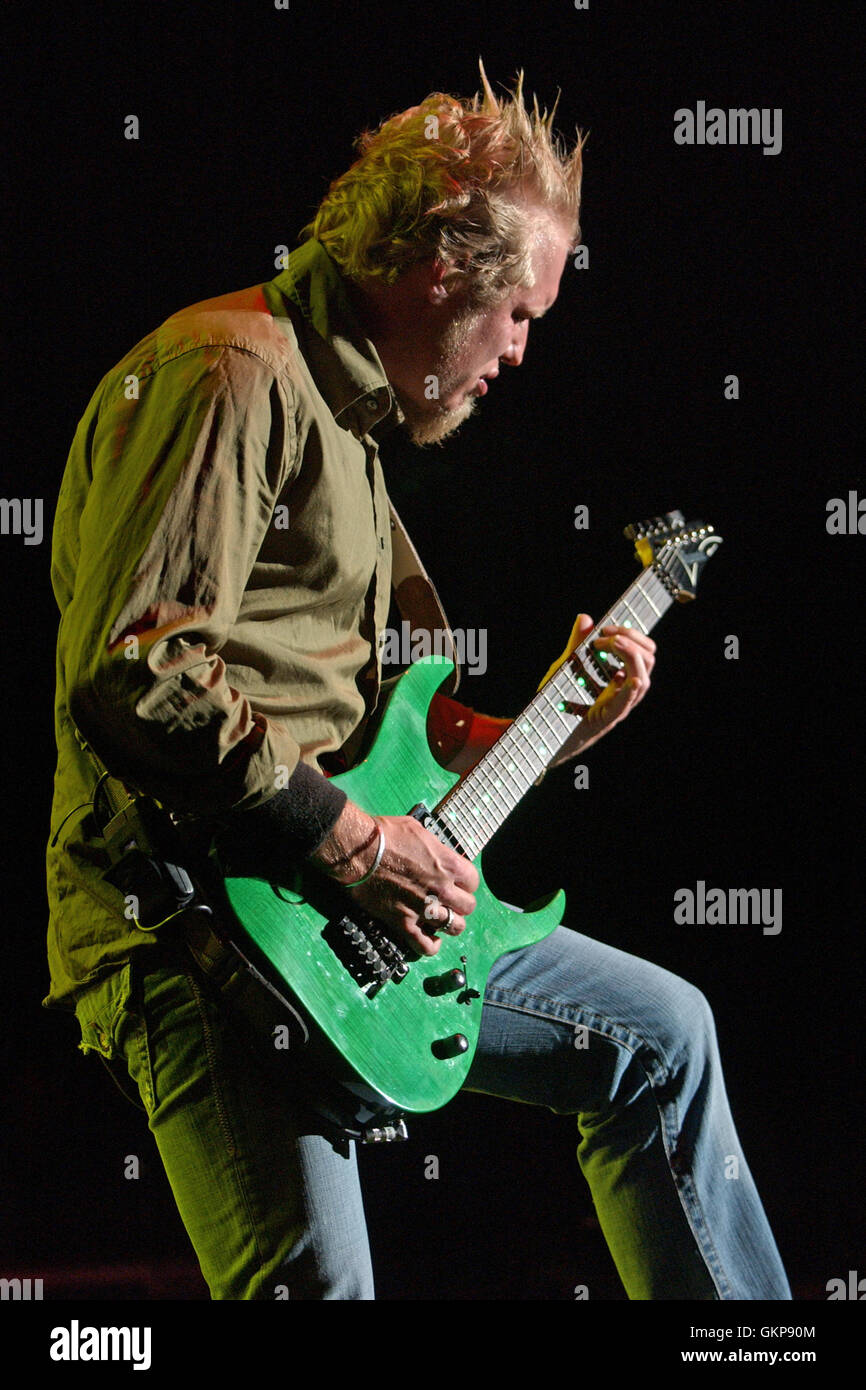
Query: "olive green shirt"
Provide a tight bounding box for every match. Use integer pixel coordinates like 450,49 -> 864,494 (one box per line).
46,240 -> 400,1009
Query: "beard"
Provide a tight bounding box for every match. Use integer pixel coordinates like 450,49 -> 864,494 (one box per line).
392,303 -> 485,446
394,389 -> 478,446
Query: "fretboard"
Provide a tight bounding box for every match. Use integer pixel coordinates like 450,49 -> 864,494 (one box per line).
432,565 -> 674,859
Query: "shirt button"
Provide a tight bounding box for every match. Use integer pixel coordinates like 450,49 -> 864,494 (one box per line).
366,395 -> 379,411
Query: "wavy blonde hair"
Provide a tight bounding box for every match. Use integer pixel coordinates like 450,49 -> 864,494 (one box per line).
301,62 -> 585,306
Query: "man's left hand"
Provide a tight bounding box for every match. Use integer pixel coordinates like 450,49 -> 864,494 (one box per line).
549,614 -> 656,765
428,613 -> 656,778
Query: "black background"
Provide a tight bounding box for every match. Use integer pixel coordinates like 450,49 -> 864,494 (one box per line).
2,0 -> 862,1328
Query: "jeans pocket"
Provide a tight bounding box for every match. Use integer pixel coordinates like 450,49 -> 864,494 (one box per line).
115,1000 -> 157,1117
75,964 -> 129,1059
74,962 -> 152,1114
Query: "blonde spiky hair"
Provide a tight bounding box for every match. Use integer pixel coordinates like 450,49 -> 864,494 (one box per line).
301,60 -> 585,306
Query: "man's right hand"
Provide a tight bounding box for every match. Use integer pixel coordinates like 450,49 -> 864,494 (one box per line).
309,801 -> 478,956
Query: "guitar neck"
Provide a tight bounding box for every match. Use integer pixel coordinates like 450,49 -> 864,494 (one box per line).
433,565 -> 676,859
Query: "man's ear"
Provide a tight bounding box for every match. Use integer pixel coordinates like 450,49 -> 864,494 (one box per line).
426,258 -> 451,303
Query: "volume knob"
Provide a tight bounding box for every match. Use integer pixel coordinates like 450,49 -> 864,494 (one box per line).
424,969 -> 467,997
431,1033 -> 469,1060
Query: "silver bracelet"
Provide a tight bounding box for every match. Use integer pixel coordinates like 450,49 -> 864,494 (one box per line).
345,819 -> 386,885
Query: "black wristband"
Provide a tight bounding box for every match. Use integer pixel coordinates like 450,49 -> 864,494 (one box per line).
213,760 -> 347,882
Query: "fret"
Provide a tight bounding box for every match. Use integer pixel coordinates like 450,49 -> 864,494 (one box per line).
639,568 -> 672,607
540,690 -> 581,735
625,590 -> 653,625
484,760 -> 516,811
515,710 -> 559,762
536,691 -> 582,751
639,583 -> 662,618
488,739 -> 534,788
619,595 -> 646,633
466,799 -> 498,843
555,663 -> 595,703
451,807 -> 489,846
446,784 -> 498,841
557,657 -> 599,705
437,802 -> 476,857
476,775 -> 509,829
536,695 -> 569,732
445,801 -> 482,855
471,768 -> 512,824
482,745 -> 527,806
628,588 -> 647,611
503,739 -> 538,788
459,831 -> 482,857
513,736 -> 545,786
465,768 -> 510,817
484,741 -> 533,796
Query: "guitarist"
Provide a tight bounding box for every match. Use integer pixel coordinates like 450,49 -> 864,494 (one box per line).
46,66 -> 791,1300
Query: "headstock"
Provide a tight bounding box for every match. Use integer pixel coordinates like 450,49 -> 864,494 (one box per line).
625,510 -> 723,601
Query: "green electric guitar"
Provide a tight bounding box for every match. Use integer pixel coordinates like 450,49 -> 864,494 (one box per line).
218,512 -> 721,1130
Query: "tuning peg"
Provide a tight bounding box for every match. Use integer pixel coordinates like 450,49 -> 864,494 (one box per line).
625,511 -> 686,543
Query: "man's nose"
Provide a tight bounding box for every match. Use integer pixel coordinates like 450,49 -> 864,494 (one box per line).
501,320 -> 529,367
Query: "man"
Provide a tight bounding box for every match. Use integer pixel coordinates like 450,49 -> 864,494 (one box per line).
46,66 -> 791,1300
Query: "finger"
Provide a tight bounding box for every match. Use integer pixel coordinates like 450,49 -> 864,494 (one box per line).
423,888 -> 475,923
600,622 -> 655,642
611,652 -> 651,704
422,893 -> 447,924
585,664 -> 646,724
618,640 -> 652,687
403,922 -> 443,957
413,820 -> 480,891
598,626 -> 657,660
594,633 -> 654,682
435,914 -> 466,938
448,859 -> 480,893
417,904 -> 466,941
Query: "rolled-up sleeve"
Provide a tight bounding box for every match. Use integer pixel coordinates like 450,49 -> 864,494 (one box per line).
63,344 -> 310,815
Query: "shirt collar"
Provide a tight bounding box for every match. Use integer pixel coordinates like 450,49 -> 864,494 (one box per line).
269,240 -> 403,438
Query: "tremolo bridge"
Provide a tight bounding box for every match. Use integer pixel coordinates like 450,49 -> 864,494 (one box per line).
321,912 -> 409,992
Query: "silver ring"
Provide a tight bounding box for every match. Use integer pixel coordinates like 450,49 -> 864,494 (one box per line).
443,907 -> 454,931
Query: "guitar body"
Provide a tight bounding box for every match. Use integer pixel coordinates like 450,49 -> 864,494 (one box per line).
222,656 -> 565,1115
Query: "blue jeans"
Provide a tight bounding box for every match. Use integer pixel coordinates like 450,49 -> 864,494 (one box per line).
76,924 -> 791,1300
